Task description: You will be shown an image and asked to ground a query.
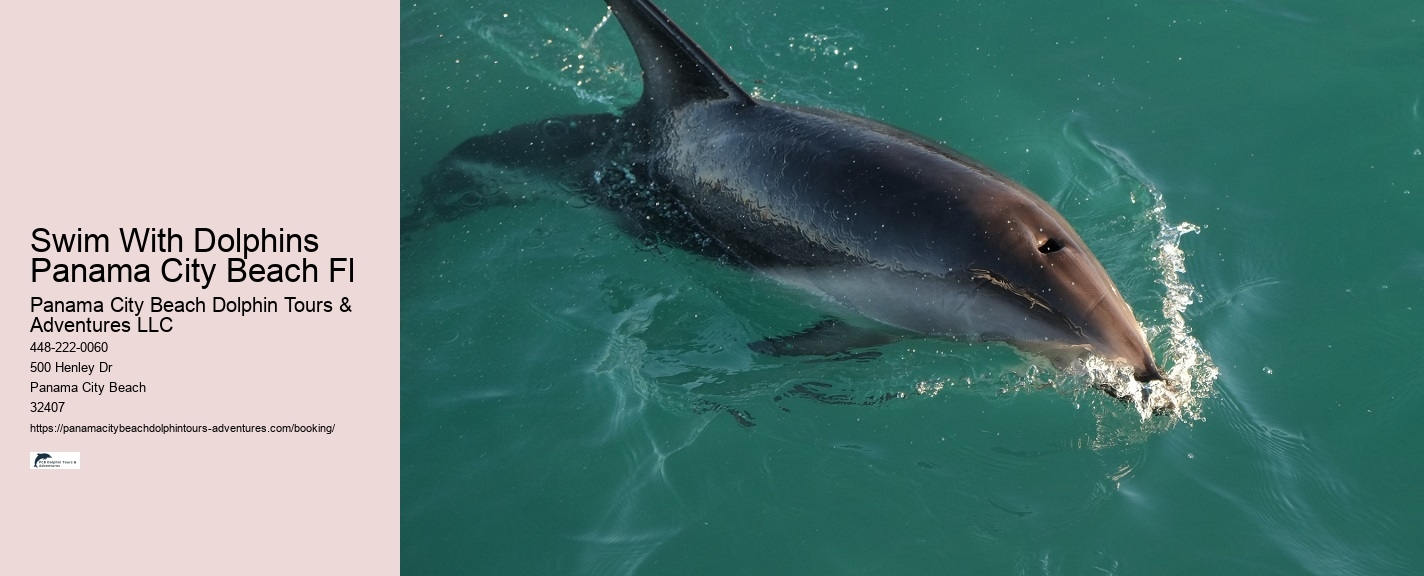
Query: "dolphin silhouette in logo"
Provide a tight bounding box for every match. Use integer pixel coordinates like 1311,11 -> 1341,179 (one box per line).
34,453 -> 52,467
404,0 -> 1166,398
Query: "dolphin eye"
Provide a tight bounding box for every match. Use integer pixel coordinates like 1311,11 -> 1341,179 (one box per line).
1038,238 -> 1063,254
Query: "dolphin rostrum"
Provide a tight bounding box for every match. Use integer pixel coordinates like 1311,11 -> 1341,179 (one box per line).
405,0 -> 1166,396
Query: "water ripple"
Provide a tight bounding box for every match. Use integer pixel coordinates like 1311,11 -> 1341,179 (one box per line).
1207,383 -> 1414,575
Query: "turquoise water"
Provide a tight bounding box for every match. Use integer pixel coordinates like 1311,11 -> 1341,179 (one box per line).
401,1 -> 1424,573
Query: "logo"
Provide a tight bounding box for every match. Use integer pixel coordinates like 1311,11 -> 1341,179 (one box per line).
30,451 -> 80,469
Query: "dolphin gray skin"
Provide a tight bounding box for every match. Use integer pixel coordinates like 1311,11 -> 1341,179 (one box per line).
405,0 -> 1165,391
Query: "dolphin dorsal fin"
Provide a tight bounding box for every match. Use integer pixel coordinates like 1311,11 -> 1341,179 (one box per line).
605,0 -> 755,109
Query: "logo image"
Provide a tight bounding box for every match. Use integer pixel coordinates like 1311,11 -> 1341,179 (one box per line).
30,451 -> 80,469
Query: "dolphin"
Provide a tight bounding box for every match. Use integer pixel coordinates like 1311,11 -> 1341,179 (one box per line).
404,0 -> 1165,394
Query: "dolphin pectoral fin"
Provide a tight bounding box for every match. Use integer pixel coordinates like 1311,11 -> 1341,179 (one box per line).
748,318 -> 902,359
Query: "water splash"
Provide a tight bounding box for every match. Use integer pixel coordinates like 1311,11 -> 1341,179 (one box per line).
749,26 -> 868,107
1030,123 -> 1220,426
1146,194 -> 1219,420
1059,190 -> 1218,427
464,7 -> 638,108
1065,208 -> 1218,433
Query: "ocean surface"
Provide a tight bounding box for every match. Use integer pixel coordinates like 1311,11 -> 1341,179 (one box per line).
400,1 -> 1424,573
